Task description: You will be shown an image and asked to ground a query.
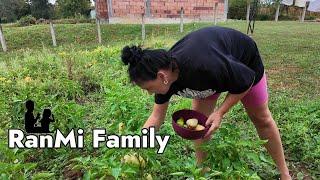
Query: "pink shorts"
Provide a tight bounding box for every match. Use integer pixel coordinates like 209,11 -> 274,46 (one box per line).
206,74 -> 268,108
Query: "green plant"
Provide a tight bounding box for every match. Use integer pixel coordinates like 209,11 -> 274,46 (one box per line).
228,0 -> 247,20
56,0 -> 91,18
18,15 -> 36,26
0,21 -> 319,179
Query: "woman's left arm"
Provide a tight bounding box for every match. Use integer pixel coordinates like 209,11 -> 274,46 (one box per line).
202,55 -> 257,138
204,87 -> 251,138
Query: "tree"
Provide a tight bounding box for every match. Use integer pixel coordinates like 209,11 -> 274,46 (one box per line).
0,0 -> 30,23
30,0 -> 53,19
56,0 -> 91,18
229,0 -> 247,20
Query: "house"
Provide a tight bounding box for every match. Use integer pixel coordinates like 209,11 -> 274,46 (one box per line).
94,0 -> 228,23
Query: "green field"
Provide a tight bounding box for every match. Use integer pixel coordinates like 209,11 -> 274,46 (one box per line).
0,21 -> 319,179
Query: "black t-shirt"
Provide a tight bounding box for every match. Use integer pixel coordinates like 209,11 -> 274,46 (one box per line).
155,26 -> 264,104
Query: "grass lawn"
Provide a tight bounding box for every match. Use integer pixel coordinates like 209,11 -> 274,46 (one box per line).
0,21 -> 319,179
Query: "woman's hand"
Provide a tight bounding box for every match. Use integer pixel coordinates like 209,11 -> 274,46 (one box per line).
142,102 -> 169,131
204,111 -> 224,138
202,91 -> 250,139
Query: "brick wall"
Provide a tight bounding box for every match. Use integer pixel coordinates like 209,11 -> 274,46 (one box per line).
150,0 -> 224,19
96,0 -> 225,20
95,0 -> 108,19
112,0 -> 145,18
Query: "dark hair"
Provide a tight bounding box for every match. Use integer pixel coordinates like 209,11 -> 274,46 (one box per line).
121,45 -> 177,84
26,100 -> 34,110
43,109 -> 51,117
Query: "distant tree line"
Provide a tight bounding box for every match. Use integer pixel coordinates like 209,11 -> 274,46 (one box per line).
228,0 -> 319,21
0,0 -> 91,23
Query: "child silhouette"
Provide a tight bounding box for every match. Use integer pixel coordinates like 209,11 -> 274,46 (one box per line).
40,109 -> 55,133
25,100 -> 40,133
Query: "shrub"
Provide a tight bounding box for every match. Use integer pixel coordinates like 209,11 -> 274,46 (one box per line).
36,18 -> 49,24
279,14 -> 299,21
53,18 -> 94,24
256,14 -> 273,21
18,15 -> 36,27
228,0 -> 247,20
304,15 -> 317,21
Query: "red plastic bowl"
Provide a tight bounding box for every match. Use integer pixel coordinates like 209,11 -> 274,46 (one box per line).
172,109 -> 209,140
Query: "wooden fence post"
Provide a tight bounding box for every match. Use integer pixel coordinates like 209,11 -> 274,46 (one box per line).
275,3 -> 280,22
224,0 -> 229,21
96,19 -> 102,44
142,13 -> 146,41
180,7 -> 184,33
0,24 -> 8,52
145,0 -> 151,17
246,0 -> 251,24
107,0 -> 113,17
49,21 -> 57,47
214,2 -> 218,25
301,4 -> 307,22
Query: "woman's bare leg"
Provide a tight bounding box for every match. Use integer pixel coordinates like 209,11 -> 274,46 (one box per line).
192,98 -> 217,165
244,101 -> 291,180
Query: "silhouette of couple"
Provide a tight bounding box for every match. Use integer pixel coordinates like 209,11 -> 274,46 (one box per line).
25,100 -> 55,133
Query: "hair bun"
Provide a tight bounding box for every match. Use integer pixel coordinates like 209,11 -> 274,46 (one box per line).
121,45 -> 143,66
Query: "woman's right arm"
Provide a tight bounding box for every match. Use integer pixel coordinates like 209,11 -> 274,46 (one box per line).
142,102 -> 169,131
